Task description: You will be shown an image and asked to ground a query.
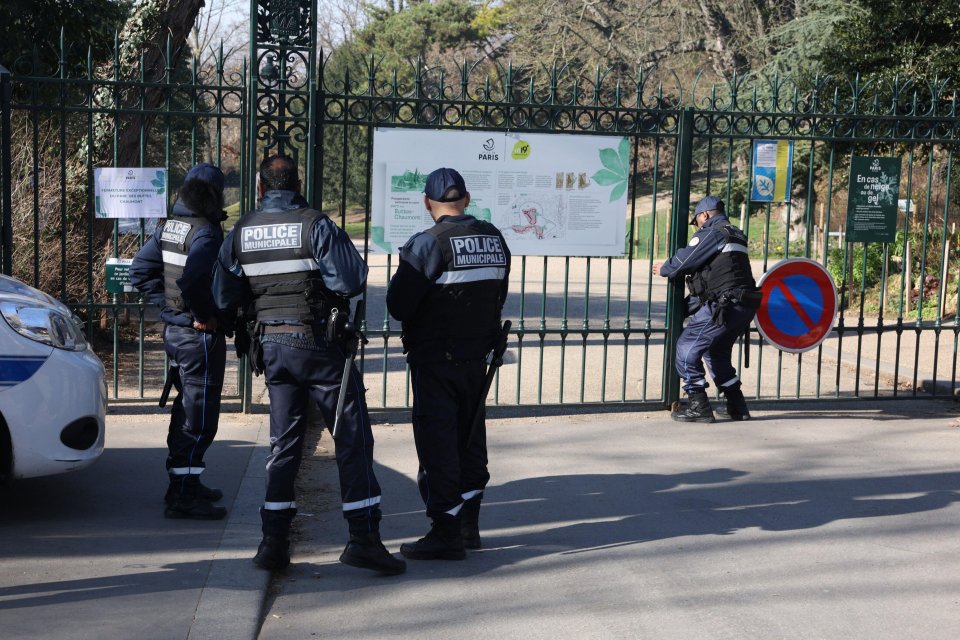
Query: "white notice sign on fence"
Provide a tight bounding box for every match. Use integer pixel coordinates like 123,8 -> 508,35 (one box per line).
94,167 -> 168,219
371,129 -> 629,256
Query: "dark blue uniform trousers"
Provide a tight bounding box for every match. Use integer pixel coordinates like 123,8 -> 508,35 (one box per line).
261,339 -> 382,529
675,301 -> 756,393
163,324 -> 226,474
410,359 -> 490,521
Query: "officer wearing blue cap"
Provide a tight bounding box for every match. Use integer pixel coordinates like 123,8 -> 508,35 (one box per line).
130,163 -> 229,518
387,167 -> 511,560
212,154 -> 405,575
654,195 -> 761,422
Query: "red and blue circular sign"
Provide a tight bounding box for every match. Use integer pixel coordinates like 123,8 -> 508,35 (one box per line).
755,258 -> 838,353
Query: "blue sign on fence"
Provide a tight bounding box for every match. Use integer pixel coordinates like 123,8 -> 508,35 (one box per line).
751,140 -> 794,202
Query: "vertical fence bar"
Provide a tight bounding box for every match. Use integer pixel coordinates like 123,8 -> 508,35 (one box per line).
30,50 -> 40,287
516,256 -> 526,404
59,45 -> 68,300
663,107 -> 694,407
0,65 -> 12,275
621,135 -> 639,402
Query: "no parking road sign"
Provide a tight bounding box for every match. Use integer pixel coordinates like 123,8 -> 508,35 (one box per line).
755,258 -> 838,353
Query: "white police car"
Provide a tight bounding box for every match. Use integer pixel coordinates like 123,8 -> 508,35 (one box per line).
0,275 -> 106,481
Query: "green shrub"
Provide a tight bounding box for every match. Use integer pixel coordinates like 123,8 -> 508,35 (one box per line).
828,243 -> 886,290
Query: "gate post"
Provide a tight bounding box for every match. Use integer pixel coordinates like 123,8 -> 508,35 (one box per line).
248,0 -> 318,172
663,107 -> 695,407
0,65 -> 12,276
243,1 -> 319,412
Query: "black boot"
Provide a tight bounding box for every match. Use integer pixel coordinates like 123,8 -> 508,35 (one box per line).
253,536 -> 291,571
164,475 -> 227,520
253,508 -> 296,571
400,517 -> 466,561
164,478 -> 222,506
716,385 -> 751,421
460,496 -> 482,550
670,389 -> 715,423
340,531 -> 407,575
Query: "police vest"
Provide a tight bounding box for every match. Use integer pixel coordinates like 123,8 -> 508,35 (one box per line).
686,224 -> 756,300
402,219 -> 508,362
159,214 -> 214,314
233,207 -> 347,324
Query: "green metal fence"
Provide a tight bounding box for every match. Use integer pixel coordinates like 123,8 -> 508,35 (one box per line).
0,38 -> 250,403
2,41 -> 958,410
316,64 -> 960,408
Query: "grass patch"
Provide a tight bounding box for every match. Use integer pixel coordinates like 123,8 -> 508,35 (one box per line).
342,221 -> 367,239
627,211 -> 788,260
223,201 -> 242,230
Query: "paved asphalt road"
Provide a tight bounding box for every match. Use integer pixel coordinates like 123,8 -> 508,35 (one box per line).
2,399 -> 960,639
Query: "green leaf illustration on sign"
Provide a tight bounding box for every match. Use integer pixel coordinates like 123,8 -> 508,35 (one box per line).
609,181 -> 627,202
592,169 -> 623,186
591,138 -> 630,202
372,226 -> 394,253
151,170 -> 166,194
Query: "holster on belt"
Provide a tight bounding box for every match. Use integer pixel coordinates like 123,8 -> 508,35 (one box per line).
248,323 -> 265,376
710,288 -> 763,325
710,298 -> 728,325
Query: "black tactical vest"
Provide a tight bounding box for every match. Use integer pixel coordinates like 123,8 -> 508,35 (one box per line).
233,207 -> 348,324
687,224 -> 756,300
159,215 -> 212,314
402,219 -> 509,362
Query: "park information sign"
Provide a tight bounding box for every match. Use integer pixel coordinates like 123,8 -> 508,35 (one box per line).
846,156 -> 901,243
105,258 -> 134,294
755,258 -> 838,353
94,168 -> 168,219
371,129 -> 630,256
750,139 -> 793,202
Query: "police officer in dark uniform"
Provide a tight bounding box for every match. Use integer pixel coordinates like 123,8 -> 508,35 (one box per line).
130,163 -> 228,519
211,154 -> 405,575
655,195 -> 761,423
387,168 -> 511,560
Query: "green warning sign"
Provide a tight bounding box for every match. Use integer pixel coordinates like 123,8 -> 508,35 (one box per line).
106,258 -> 134,294
846,156 -> 901,243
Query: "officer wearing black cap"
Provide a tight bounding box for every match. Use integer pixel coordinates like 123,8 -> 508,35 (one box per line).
211,154 -> 405,575
654,195 -> 761,422
130,163 -> 228,519
387,167 -> 510,560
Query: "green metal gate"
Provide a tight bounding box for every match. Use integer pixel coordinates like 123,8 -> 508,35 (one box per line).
2,35 -> 958,409
0,38 -> 251,404
315,64 -> 960,409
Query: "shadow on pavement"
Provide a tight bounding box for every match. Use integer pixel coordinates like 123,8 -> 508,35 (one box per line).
289,458 -> 960,587
0,558 -> 257,610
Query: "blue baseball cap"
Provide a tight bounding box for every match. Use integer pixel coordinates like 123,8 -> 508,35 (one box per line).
691,195 -> 724,225
424,167 -> 467,202
184,162 -> 225,193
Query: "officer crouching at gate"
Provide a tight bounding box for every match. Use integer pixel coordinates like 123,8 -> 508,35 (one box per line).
387,168 -> 511,560
654,195 -> 761,423
130,163 -> 228,519
211,154 -> 405,575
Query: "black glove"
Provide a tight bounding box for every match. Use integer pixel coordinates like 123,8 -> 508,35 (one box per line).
234,322 -> 251,360
249,335 -> 264,376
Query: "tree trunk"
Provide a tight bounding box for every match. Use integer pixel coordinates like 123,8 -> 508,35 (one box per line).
696,0 -> 749,77
74,1 -> 205,308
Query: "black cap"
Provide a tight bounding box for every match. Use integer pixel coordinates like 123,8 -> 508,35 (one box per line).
184,162 -> 225,193
424,167 -> 467,202
691,195 -> 724,225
